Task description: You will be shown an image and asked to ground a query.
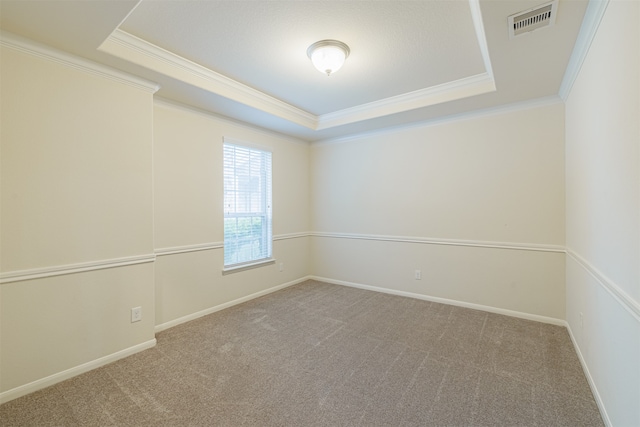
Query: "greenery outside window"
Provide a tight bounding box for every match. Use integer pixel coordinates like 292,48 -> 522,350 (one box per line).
223,140 -> 272,268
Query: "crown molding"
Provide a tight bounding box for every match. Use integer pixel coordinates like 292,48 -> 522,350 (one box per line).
316,73 -> 496,130
559,0 -> 610,100
0,31 -> 160,93
153,97 -> 309,145
468,0 -> 493,78
314,0 -> 495,130
313,95 -> 563,146
100,11 -> 495,133
99,29 -> 318,130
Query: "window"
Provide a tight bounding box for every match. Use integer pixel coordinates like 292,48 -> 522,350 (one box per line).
223,140 -> 272,268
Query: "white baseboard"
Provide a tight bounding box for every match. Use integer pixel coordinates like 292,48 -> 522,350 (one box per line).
310,275 -> 566,326
154,275 -> 312,333
565,322 -> 612,427
0,338 -> 157,404
309,277 -> 610,423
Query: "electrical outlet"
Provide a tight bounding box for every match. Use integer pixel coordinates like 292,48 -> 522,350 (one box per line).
414,269 -> 422,280
279,262 -> 284,272
131,306 -> 142,323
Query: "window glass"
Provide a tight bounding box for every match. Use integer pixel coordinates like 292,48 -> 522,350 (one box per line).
223,142 -> 272,267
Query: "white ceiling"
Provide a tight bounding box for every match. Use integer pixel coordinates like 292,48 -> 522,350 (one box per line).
0,0 -> 588,142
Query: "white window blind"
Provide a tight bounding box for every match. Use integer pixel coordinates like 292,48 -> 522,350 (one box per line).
223,142 -> 272,267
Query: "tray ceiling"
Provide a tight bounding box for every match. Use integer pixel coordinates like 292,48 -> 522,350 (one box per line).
0,0 -> 589,141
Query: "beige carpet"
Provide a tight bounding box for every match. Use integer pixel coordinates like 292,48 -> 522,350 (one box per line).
1,280 -> 604,426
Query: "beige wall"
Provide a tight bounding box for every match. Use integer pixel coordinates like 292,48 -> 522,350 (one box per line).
0,46 -> 156,397
1,265 -> 154,392
1,48 -> 154,270
153,102 -> 310,328
565,1 -> 640,425
3,5 -> 637,422
0,45 -> 311,399
311,103 -> 566,320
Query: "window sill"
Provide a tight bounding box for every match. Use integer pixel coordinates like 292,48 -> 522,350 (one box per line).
222,258 -> 275,275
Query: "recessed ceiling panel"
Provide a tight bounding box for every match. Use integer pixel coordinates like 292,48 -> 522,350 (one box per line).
120,0 -> 487,115
1,0 -> 589,142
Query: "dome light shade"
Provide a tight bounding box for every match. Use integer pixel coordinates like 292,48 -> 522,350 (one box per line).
307,40 -> 350,76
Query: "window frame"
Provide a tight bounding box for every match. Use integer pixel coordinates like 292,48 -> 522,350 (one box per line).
222,138 -> 273,272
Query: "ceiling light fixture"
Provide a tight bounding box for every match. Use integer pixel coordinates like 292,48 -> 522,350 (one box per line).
307,40 -> 350,76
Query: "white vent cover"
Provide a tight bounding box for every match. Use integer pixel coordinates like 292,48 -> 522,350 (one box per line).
508,0 -> 558,38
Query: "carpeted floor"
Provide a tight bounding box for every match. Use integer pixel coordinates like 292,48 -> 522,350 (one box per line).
1,280 -> 604,426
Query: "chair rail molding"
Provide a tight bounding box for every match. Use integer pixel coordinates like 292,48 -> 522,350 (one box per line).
0,254 -> 156,285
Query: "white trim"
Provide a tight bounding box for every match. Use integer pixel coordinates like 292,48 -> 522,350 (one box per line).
110,0 -> 144,31
99,30 -> 317,130
468,0 -> 493,78
153,97 -> 308,145
155,276 -> 312,332
316,73 -> 496,130
155,242 -> 224,256
274,232 -> 311,241
154,232 -> 558,256
101,18 -> 496,132
566,248 -> 640,322
0,30 -> 159,93
223,136 -> 273,153
559,0 -> 610,100
0,339 -> 157,404
313,95 -> 563,146
311,231 -> 565,253
222,258 -> 276,274
154,233 -> 310,257
311,275 -> 565,326
0,254 -> 156,285
565,322 -> 612,427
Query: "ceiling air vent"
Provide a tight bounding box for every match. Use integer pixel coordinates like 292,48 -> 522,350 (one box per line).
508,0 -> 558,38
